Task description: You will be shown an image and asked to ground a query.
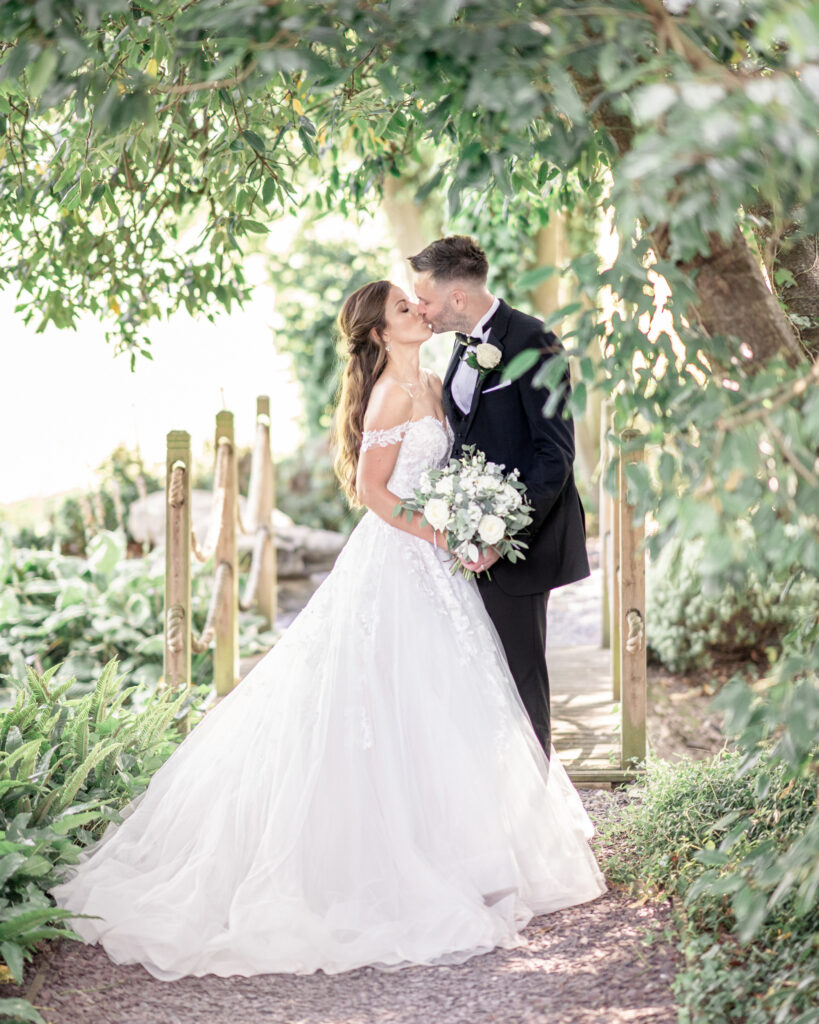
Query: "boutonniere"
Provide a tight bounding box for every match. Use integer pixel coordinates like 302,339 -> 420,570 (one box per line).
460,340 -> 503,381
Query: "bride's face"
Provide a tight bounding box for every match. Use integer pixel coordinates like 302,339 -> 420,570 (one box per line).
381,286 -> 433,348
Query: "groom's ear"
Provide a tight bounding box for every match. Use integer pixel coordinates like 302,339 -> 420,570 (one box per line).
450,288 -> 467,311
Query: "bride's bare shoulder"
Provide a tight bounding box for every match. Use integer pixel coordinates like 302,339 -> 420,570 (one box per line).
363,377 -> 412,432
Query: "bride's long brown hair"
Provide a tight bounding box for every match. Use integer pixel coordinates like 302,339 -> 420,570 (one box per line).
332,280 -> 391,506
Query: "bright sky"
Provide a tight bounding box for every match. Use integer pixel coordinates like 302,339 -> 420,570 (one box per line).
0,209 -> 443,509
0,256 -> 302,504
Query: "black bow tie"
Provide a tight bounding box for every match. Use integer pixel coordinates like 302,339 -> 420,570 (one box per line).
455,332 -> 481,348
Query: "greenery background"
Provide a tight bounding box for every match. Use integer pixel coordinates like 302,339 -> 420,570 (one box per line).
0,1 -> 817,1020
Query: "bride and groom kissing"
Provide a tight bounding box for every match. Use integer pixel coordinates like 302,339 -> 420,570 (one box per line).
52,235 -> 604,980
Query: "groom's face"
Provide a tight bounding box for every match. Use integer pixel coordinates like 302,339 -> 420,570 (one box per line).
412,272 -> 464,334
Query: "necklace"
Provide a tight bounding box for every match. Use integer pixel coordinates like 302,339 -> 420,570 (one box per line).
386,371 -> 426,394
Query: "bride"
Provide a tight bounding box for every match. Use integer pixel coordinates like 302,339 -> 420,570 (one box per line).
51,280 -> 606,981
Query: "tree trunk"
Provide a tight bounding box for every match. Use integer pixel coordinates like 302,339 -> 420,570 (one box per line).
773,230 -> 819,357
381,174 -> 443,265
659,226 -> 807,368
573,68 -> 807,370
530,213 -> 599,502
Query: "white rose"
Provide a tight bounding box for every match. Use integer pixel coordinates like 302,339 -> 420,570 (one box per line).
504,485 -> 522,508
435,476 -> 454,495
475,343 -> 502,370
424,497 -> 451,532
478,514 -> 506,546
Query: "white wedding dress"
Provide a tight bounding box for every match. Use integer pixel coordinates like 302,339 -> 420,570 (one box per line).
51,416 -> 606,980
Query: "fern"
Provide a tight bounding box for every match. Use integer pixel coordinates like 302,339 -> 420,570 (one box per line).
55,740 -> 123,814
91,659 -> 122,723
3,739 -> 43,781
24,667 -> 49,707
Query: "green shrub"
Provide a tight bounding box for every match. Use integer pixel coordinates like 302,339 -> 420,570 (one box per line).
0,659 -> 198,1000
601,751 -> 818,1024
647,537 -> 819,674
0,530 -> 277,698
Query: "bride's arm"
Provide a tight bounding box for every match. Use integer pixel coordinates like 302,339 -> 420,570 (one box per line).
356,384 -> 447,549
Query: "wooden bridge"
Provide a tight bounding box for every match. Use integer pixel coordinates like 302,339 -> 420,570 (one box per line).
551,412 -> 647,785
166,399 -> 647,784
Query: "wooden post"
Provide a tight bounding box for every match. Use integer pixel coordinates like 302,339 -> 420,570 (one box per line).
246,396 -> 277,627
213,411 -> 239,697
619,430 -> 647,768
599,400 -> 612,650
164,431 -> 191,691
611,410 -> 622,702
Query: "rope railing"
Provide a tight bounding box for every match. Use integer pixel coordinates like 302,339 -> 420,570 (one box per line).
239,525 -> 270,612
163,397 -> 278,698
191,561 -> 233,653
191,437 -> 232,564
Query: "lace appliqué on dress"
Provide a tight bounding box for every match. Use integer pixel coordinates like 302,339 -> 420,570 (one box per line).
361,422 -> 411,452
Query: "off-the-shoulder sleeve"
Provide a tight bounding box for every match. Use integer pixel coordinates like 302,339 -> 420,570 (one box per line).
360,420 -> 411,453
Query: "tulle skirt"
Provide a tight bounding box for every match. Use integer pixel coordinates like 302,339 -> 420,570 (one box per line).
51,511 -> 606,980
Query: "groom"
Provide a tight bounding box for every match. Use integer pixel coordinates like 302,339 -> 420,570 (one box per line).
409,236 -> 590,754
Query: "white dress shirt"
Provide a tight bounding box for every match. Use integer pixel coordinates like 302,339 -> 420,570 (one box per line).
451,297 -> 501,415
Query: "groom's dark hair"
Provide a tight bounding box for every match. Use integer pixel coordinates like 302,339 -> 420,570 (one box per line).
408,235 -> 489,284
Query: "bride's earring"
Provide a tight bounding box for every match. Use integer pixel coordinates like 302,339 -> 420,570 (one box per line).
385,345 -> 391,352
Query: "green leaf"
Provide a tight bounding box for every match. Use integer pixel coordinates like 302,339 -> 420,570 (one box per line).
0,997 -> 46,1024
55,740 -> 121,814
262,176 -> 277,205
501,348 -> 540,382
0,941 -> 24,985
26,48 -> 58,98
518,265 -> 558,290
0,907 -> 68,942
242,130 -> 265,154
0,854 -> 28,888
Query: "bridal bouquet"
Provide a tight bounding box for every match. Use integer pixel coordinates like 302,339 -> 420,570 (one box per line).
397,446 -> 534,578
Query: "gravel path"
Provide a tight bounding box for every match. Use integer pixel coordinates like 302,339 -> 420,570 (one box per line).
10,541 -> 683,1023
14,792 -> 679,1024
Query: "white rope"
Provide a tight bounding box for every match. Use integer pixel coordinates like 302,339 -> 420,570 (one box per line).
191,438 -> 231,563
625,608 -> 644,654
239,526 -> 270,611
166,604 -> 186,654
191,561 -> 232,652
168,461 -> 186,509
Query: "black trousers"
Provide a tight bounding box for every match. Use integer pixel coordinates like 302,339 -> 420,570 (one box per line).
477,577 -> 551,755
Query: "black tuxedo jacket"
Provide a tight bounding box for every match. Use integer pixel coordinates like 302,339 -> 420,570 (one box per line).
443,299 -> 590,597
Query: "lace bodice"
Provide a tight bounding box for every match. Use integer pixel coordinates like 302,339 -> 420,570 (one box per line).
361,416 -> 453,499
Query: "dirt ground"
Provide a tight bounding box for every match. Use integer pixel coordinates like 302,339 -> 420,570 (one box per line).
10,790 -> 679,1024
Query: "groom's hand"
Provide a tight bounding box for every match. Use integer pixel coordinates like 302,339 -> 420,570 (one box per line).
459,547 -> 500,574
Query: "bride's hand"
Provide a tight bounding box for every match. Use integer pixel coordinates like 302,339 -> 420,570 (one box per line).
459,547 -> 500,574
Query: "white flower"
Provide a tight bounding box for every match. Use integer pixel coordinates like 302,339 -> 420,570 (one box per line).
467,543 -> 480,562
424,497 -> 451,532
503,484 -> 522,508
478,514 -> 506,546
476,474 -> 499,492
435,476 -> 454,495
475,343 -> 502,370
419,471 -> 433,491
